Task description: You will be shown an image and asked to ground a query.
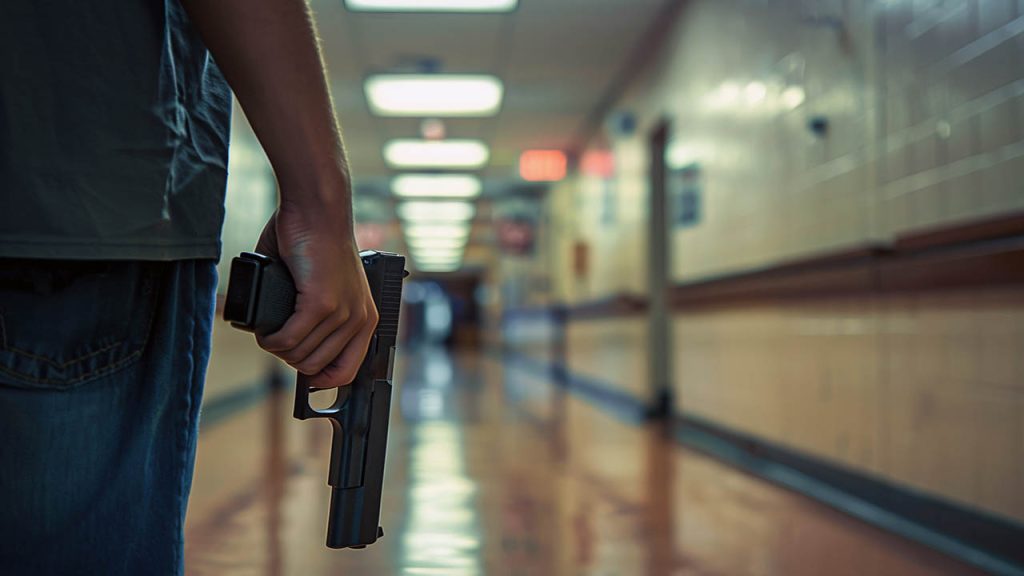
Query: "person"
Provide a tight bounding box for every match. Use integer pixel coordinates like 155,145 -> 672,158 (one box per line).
0,0 -> 376,574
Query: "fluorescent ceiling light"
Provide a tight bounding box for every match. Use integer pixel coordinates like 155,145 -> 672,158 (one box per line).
384,140 -> 489,170
415,253 -> 464,264
392,174 -> 482,198
405,224 -> 470,240
415,259 -> 462,268
365,75 -> 503,117
412,246 -> 464,259
398,201 -> 475,222
416,262 -> 462,272
406,237 -> 467,250
414,257 -> 462,266
414,252 -> 463,261
414,244 -> 463,252
346,0 -> 517,12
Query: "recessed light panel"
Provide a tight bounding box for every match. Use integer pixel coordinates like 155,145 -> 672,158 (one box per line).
365,74 -> 503,117
415,261 -> 462,272
392,174 -> 482,198
406,237 -> 467,250
404,223 -> 471,240
384,140 -> 490,170
414,252 -> 462,259
412,244 -> 464,257
412,250 -> 464,265
414,256 -> 463,264
398,201 -> 476,222
346,0 -> 517,12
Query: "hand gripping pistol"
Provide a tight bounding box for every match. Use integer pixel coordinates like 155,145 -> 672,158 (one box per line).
223,250 -> 407,549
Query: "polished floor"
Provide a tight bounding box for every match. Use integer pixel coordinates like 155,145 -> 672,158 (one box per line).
184,346 -> 984,576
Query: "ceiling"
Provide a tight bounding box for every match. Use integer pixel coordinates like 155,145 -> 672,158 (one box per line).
307,0 -> 672,195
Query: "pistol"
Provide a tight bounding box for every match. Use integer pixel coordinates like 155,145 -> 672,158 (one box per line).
223,250 -> 407,549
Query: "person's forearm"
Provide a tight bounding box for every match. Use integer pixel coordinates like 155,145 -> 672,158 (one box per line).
181,0 -> 351,219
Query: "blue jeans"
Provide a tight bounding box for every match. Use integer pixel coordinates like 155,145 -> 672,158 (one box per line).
0,259 -> 217,575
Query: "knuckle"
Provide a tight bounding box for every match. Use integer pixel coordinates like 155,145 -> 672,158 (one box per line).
305,296 -> 336,315
328,358 -> 355,380
278,335 -> 301,350
349,307 -> 367,324
293,362 -> 317,376
333,308 -> 352,324
259,338 -> 286,353
295,360 -> 323,375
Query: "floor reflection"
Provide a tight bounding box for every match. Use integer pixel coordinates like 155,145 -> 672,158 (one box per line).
402,421 -> 481,575
185,346 -> 983,576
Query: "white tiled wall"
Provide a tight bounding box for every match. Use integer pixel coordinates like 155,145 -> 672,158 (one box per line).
670,289 -> 1024,522
546,0 -> 1024,300
566,318 -> 649,397
878,0 -> 1024,236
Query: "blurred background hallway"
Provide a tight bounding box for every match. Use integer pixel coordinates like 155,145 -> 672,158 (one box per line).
186,335 -> 986,576
190,0 -> 1024,574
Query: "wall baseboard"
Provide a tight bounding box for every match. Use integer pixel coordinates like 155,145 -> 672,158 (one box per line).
497,350 -> 1024,576
676,413 -> 1024,576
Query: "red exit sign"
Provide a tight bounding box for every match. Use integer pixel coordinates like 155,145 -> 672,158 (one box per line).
519,150 -> 566,182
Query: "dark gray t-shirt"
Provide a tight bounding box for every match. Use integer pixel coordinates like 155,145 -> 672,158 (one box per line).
0,1 -> 232,260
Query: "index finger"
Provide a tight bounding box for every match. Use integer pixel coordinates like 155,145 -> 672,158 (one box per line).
256,296 -> 330,353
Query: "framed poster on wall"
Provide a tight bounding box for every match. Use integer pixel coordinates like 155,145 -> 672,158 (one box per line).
670,163 -> 702,228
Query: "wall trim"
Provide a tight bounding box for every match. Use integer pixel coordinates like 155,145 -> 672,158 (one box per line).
671,212 -> 1024,309
567,294 -> 648,320
514,212 -> 1024,318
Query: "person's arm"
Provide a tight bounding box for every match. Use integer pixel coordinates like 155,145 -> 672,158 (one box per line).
181,0 -> 377,387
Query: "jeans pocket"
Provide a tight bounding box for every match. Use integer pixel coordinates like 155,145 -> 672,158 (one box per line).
0,260 -> 163,390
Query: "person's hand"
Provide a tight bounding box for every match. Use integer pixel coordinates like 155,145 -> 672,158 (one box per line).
254,196 -> 378,387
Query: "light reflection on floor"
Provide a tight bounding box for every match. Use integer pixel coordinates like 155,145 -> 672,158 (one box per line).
185,347 -> 984,576
402,422 -> 481,575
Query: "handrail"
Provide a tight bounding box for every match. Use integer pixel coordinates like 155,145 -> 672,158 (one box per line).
501,211 -> 1024,320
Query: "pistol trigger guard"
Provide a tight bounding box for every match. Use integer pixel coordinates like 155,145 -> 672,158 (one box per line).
294,377 -> 352,420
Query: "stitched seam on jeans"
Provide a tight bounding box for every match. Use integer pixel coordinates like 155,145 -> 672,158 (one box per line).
0,271 -> 160,387
0,348 -> 145,385
3,339 -> 124,368
174,266 -> 199,571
